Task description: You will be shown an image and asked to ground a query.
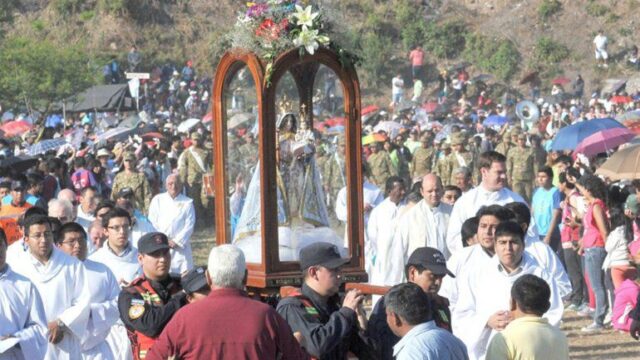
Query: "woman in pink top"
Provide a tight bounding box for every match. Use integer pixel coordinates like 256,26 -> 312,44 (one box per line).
576,174 -> 609,332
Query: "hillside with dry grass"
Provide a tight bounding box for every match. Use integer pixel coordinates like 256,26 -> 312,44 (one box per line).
3,0 -> 640,101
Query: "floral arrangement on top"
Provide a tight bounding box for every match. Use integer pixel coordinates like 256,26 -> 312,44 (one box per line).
229,0 -> 359,85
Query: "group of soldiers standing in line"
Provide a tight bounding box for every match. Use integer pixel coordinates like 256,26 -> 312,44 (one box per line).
361,124 -> 549,203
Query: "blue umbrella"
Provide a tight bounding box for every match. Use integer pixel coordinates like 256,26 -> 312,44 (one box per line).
483,115 -> 508,127
28,138 -> 68,156
550,118 -> 626,151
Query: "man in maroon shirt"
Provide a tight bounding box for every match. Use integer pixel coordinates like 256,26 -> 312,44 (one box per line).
147,244 -> 308,360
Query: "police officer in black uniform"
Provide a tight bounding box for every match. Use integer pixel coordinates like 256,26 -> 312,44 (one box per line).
276,242 -> 377,359
117,232 -> 186,360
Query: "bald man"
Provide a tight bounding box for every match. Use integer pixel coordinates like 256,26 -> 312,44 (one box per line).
57,189 -> 78,220
390,174 -> 452,283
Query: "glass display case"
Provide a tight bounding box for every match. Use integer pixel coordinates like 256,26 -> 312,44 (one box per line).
211,47 -> 366,290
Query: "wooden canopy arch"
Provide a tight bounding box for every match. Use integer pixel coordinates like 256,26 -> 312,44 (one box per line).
211,46 -> 366,291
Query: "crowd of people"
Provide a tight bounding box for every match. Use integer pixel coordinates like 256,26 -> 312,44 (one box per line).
3,39 -> 640,360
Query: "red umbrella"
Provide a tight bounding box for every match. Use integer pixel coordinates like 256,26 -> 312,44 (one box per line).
202,112 -> 213,123
551,76 -> 571,85
422,102 -> 439,113
325,117 -> 345,127
362,105 -> 380,116
575,127 -> 635,157
611,95 -> 633,104
1,120 -> 33,137
141,132 -> 165,140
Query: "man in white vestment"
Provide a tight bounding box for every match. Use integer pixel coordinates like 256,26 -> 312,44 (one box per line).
368,176 -> 406,286
504,202 -> 572,299
75,187 -> 98,244
8,215 -> 90,360
446,151 -> 527,256
89,208 -> 141,287
115,198 -> 156,249
148,174 -> 196,275
55,222 -> 132,360
441,205 -> 514,312
0,228 -> 48,360
452,221 -> 563,360
6,207 -> 49,264
392,174 -> 452,275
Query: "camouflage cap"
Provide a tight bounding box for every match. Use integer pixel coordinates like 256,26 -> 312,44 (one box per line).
450,133 -> 465,146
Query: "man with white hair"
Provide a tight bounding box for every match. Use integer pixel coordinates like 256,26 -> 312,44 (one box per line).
48,198 -> 75,224
148,174 -> 195,275
57,189 -> 78,220
148,245 -> 308,359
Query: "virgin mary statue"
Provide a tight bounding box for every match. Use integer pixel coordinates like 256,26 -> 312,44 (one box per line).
232,112 -> 343,262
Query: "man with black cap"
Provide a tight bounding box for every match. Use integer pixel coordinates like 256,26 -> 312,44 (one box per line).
367,246 -> 455,359
276,242 -> 376,359
117,231 -> 185,360
181,266 -> 210,303
0,177 -> 33,245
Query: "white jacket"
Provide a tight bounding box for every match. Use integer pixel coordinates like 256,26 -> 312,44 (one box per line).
603,226 -> 632,269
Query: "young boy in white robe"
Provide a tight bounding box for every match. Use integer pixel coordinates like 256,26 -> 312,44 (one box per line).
0,227 -> 48,360
89,208 -> 141,286
55,222 -> 133,360
9,215 -> 91,360
453,221 -> 563,360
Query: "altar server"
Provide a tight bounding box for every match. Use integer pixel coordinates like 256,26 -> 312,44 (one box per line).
0,228 -> 48,360
148,174 -> 195,275
9,215 -> 90,360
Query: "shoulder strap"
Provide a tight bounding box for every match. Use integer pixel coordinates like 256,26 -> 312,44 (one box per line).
189,147 -> 208,172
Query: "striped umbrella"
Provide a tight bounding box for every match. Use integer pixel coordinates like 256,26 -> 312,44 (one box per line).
28,138 -> 68,156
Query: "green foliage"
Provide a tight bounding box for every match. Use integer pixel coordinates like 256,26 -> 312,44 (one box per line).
359,32 -> 394,87
31,20 -> 45,32
98,0 -> 127,15
0,37 -> 97,114
462,33 -> 520,81
79,10 -> 96,22
395,0 -> 426,51
423,21 -> 467,59
538,0 -> 562,21
532,36 -> 570,65
586,1 -> 609,17
0,0 -> 19,24
53,0 -> 86,16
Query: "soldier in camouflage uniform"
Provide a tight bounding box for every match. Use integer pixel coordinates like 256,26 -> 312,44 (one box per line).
494,131 -> 513,157
178,132 -> 210,223
367,141 -> 397,188
506,133 -> 535,203
411,133 -> 436,179
111,151 -> 152,215
434,142 -> 451,181
443,133 -> 475,186
323,138 -> 347,210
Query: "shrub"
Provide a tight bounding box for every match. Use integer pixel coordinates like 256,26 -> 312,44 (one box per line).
79,10 -> 95,22
586,1 -> 609,17
532,37 -> 570,66
462,33 -> 520,81
359,32 -> 394,87
538,0 -> 562,21
52,0 -> 85,16
423,21 -> 468,59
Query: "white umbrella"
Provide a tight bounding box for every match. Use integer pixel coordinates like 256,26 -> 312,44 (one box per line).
374,121 -> 404,138
177,118 -> 201,133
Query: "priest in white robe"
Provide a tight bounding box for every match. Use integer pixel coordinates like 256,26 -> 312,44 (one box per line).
54,222 -> 132,360
0,231 -> 48,360
452,221 -> 563,360
89,208 -> 141,286
8,215 -> 90,360
367,176 -> 406,287
148,174 -> 196,275
446,151 -> 527,256
392,174 -> 452,277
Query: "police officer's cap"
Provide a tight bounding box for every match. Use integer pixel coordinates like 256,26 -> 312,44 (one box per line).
407,247 -> 454,277
182,266 -> 209,294
299,242 -> 349,271
138,232 -> 170,254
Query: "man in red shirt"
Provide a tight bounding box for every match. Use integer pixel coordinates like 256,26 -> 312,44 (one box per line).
147,245 -> 308,360
409,45 -> 425,80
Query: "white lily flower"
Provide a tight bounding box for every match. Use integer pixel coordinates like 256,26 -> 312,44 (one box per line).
293,26 -> 320,55
292,5 -> 319,28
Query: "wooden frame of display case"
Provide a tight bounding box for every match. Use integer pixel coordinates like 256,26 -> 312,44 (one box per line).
211,47 -> 366,292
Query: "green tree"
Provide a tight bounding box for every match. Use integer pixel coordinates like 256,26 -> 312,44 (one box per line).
0,37 -> 97,115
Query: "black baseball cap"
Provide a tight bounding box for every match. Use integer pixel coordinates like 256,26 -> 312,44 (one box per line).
182,266 -> 209,294
138,232 -> 170,254
407,247 -> 454,277
299,242 -> 349,270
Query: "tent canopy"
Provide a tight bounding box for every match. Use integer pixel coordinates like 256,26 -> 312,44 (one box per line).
65,84 -> 136,113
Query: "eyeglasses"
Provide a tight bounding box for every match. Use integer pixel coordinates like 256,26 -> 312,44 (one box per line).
107,225 -> 131,233
29,232 -> 53,240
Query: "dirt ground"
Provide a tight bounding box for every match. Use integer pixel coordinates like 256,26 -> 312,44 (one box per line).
192,234 -> 640,358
